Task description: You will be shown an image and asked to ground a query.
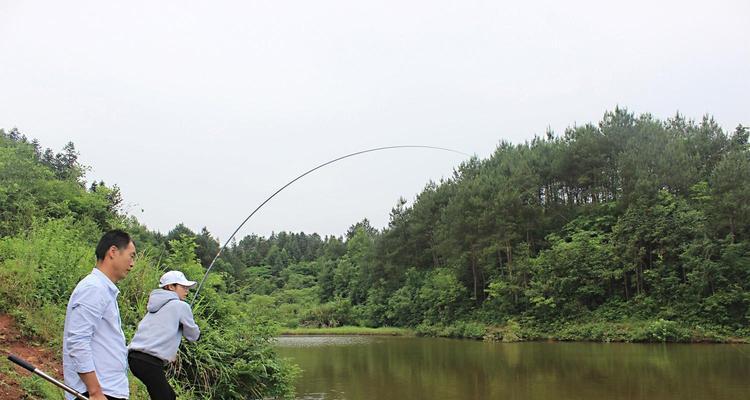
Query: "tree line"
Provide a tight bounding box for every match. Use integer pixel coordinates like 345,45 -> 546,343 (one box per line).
1,107 -> 748,400
162,109 -> 750,339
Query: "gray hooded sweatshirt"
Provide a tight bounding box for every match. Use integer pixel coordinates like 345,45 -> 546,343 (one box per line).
128,289 -> 200,362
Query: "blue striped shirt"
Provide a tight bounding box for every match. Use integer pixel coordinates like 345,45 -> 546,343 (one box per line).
63,268 -> 129,399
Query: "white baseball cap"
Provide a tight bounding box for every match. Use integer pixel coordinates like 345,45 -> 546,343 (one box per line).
159,270 -> 197,288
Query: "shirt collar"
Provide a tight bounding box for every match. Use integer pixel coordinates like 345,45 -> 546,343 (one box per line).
92,267 -> 120,296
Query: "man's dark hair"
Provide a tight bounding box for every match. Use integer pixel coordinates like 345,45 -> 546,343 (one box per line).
95,229 -> 132,261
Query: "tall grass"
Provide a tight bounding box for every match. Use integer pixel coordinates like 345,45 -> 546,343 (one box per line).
0,221 -> 299,399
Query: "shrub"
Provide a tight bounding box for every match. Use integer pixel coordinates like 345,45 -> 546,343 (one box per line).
639,319 -> 690,342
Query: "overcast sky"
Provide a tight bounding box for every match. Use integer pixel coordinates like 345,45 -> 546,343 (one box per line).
1,1 -> 748,242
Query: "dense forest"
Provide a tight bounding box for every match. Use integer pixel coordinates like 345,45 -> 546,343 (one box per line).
1,108 -> 749,397
170,108 -> 750,341
60,107 -> 746,343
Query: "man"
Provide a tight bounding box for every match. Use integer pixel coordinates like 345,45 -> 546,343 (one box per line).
63,230 -> 136,400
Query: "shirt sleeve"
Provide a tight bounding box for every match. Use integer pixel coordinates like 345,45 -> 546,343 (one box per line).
65,285 -> 109,373
179,303 -> 201,342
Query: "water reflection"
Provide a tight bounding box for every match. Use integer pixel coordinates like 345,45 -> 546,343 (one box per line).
276,336 -> 750,400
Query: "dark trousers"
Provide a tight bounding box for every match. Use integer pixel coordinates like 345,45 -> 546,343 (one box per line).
81,393 -> 125,400
128,351 -> 176,400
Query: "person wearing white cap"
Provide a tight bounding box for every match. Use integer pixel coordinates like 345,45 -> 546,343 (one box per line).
127,271 -> 200,400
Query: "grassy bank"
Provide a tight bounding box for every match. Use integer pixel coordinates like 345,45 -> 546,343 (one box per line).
280,320 -> 750,344
280,326 -> 413,336
543,320 -> 750,343
415,320 -> 750,343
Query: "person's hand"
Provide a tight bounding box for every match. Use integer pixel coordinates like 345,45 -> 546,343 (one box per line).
87,390 -> 108,400
78,371 -> 105,400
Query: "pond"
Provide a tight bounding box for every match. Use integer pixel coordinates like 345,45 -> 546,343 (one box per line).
276,336 -> 750,400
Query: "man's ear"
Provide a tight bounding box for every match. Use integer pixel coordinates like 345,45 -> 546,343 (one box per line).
107,245 -> 118,259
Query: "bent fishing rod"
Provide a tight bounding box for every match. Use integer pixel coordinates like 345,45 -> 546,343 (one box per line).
8,354 -> 89,400
191,145 -> 469,304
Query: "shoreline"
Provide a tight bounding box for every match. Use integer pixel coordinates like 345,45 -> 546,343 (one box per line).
278,324 -> 749,344
279,326 -> 413,336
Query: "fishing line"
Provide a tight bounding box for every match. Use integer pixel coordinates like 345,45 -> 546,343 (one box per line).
191,145 -> 470,303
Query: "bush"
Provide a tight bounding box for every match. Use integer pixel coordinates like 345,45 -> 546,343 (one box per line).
0,218 -> 97,308
550,320 -> 699,343
484,319 -> 525,342
162,236 -> 299,399
638,319 -> 691,342
414,322 -> 441,337
175,302 -> 299,399
556,321 -> 632,342
0,218 -> 98,345
450,321 -> 486,339
300,298 -> 354,328
414,321 -> 486,339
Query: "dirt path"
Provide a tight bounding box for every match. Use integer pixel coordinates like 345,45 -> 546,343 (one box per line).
0,314 -> 62,399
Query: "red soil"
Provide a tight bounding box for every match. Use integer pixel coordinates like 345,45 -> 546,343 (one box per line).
0,314 -> 62,399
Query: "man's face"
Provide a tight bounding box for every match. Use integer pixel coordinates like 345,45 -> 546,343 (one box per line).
174,284 -> 190,301
110,241 -> 136,282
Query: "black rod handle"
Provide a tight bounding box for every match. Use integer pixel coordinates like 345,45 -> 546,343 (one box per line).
8,354 -> 36,372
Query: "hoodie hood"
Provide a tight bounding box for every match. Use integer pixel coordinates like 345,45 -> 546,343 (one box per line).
147,289 -> 179,313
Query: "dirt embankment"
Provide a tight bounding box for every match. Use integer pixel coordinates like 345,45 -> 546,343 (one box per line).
0,314 -> 62,399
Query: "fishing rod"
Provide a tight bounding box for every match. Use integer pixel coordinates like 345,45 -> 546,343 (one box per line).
191,145 -> 469,303
7,354 -> 89,400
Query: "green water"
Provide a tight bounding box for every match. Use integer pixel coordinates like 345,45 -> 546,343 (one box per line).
276,336 -> 750,400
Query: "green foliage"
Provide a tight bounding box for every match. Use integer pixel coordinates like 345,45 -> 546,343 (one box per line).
708,150 -> 750,241
175,313 -> 298,399
385,268 -> 424,326
641,319 -> 688,342
414,321 -> 486,339
0,218 -> 99,345
418,268 -> 467,325
553,320 -> 697,343
161,111 -> 750,343
0,131 -> 121,236
189,109 -> 749,342
526,227 -> 616,320
0,131 -> 298,399
165,235 -> 206,283
0,218 -> 98,305
160,237 -> 297,399
4,106 -> 749,390
483,319 -> 526,342
300,298 -> 354,328
19,375 -> 65,400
